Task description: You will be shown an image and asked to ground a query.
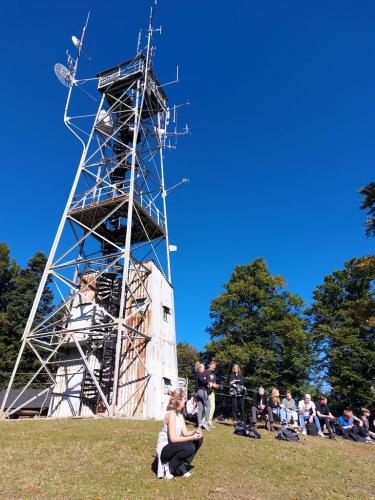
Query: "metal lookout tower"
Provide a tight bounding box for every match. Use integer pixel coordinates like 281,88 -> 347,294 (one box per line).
1,4 -> 185,419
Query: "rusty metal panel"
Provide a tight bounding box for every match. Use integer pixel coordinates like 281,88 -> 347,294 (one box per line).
117,337 -> 148,417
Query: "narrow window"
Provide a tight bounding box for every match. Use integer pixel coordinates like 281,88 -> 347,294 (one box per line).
162,305 -> 171,322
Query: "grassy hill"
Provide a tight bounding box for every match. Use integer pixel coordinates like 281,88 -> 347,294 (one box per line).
0,418 -> 374,499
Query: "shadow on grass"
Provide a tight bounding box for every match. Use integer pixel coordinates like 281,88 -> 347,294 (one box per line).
151,455 -> 158,477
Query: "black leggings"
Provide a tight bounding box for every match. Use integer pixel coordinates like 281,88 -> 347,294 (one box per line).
232,396 -> 245,420
160,438 -> 203,471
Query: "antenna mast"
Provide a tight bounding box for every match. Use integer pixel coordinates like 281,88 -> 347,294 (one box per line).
1,3 -> 187,420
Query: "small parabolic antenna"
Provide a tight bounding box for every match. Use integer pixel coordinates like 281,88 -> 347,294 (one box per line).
54,63 -> 73,87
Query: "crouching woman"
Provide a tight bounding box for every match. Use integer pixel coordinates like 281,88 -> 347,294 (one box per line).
156,389 -> 203,479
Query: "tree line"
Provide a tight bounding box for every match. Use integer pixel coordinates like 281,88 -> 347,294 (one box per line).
178,183 -> 375,414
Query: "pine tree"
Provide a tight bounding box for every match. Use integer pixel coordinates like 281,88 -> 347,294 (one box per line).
0,243 -> 19,386
308,256 -> 375,412
359,182 -> 375,237
0,251 -> 54,386
205,258 -> 312,394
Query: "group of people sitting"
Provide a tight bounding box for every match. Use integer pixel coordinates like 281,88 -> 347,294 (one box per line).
251,387 -> 375,442
155,361 -> 375,479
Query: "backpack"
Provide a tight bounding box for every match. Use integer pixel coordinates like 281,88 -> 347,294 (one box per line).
307,422 -> 318,436
248,428 -> 261,439
275,428 -> 299,442
234,421 -> 248,436
234,422 -> 261,439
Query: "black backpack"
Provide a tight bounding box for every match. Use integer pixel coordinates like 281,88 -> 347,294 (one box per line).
234,422 -> 261,439
275,428 -> 299,442
248,428 -> 261,439
234,422 -> 248,436
307,421 -> 318,436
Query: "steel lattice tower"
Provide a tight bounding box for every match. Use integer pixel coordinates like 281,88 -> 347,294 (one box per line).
1,5 -> 183,419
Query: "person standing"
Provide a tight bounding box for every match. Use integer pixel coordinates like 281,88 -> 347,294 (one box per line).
206,361 -> 219,428
194,362 -> 211,430
229,364 -> 246,422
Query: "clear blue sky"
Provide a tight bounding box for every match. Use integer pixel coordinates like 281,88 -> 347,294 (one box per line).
1,1 -> 373,350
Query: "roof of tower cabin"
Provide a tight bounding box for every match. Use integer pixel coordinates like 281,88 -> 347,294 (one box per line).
0,389 -> 52,412
96,54 -> 167,101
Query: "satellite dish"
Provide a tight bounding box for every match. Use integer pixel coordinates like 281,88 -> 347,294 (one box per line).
72,35 -> 81,49
54,63 -> 72,87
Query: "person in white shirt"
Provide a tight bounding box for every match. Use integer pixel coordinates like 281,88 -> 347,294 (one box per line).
298,394 -> 325,438
156,388 -> 203,479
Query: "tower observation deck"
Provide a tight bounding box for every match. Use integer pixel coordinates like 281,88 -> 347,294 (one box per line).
1,7 -> 184,419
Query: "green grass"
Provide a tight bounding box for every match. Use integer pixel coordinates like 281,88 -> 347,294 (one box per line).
0,418 -> 374,499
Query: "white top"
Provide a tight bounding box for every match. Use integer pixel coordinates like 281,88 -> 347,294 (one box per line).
156,410 -> 185,478
298,400 -> 316,416
156,411 -> 184,452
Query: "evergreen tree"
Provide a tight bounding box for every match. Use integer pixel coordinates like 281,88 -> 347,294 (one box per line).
205,258 -> 312,394
177,342 -> 200,380
359,182 -> 375,237
0,243 -> 19,385
0,251 -> 53,385
308,256 -> 375,412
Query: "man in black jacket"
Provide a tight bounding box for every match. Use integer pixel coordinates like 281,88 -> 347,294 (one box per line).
316,396 -> 336,438
250,386 -> 274,431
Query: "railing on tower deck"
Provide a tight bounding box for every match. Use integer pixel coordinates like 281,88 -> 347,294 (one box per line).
69,182 -> 166,230
97,58 -> 145,91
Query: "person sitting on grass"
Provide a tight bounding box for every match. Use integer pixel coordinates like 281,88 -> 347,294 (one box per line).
359,408 -> 375,440
298,393 -> 326,438
281,390 -> 298,427
316,396 -> 336,439
156,388 -> 203,480
336,409 -> 372,442
268,388 -> 288,429
250,386 -> 273,431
